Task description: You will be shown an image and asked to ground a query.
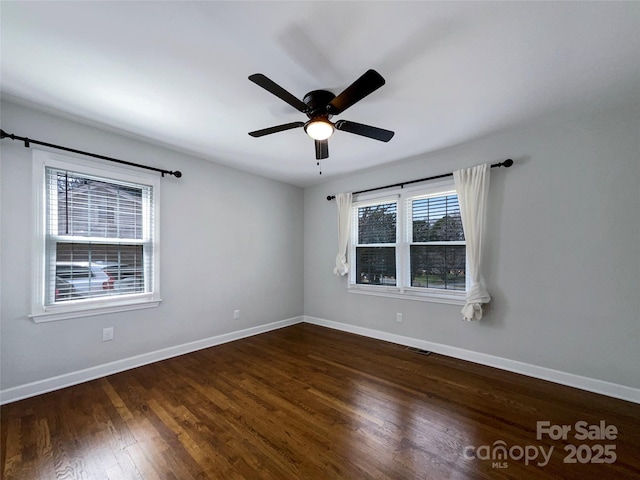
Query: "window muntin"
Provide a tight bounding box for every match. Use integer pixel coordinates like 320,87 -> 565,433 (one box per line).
349,183 -> 466,302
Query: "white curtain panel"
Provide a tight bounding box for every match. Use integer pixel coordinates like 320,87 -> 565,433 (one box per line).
333,192 -> 352,276
454,164 -> 491,321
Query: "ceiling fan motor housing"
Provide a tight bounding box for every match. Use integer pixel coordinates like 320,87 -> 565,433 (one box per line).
303,90 -> 336,119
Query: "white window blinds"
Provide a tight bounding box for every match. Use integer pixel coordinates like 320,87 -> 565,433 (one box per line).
45,167 -> 154,305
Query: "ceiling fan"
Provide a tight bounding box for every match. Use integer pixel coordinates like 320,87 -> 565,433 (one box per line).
248,69 -> 394,160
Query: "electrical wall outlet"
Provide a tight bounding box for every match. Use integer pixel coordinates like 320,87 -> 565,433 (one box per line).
396,313 -> 403,323
234,310 -> 240,320
102,327 -> 114,342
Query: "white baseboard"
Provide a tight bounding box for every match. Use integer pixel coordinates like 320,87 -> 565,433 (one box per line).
3,315 -> 638,405
0,316 -> 303,405
304,315 -> 640,405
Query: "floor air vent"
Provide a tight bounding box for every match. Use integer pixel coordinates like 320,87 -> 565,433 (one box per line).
406,347 -> 432,356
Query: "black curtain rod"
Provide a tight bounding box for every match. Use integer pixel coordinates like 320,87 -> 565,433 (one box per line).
326,159 -> 513,201
0,129 -> 182,178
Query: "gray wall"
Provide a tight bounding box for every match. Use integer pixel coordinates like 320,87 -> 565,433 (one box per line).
2,99 -> 638,396
0,100 -> 304,390
304,105 -> 640,389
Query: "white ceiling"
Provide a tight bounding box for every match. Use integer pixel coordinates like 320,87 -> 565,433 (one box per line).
2,1 -> 639,187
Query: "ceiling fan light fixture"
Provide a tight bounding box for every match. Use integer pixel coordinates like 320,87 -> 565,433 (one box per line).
304,118 -> 334,141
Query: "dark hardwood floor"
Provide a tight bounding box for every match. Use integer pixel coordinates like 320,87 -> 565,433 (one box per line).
2,323 -> 639,479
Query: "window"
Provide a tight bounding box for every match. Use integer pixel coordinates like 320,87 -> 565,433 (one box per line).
349,180 -> 466,304
409,194 -> 465,291
355,201 -> 397,286
31,150 -> 161,321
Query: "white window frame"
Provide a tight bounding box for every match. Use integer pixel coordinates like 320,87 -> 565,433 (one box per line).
30,149 -> 162,322
348,179 -> 466,305
349,194 -> 400,292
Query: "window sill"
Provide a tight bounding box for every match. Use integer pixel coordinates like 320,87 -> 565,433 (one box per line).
347,285 -> 466,305
30,297 -> 162,323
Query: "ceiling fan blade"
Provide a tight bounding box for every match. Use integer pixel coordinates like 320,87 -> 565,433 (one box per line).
327,69 -> 386,115
249,122 -> 304,137
335,120 -> 394,142
249,74 -> 309,113
315,139 -> 329,159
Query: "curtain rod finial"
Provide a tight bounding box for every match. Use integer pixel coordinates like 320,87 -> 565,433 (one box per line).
173,171 -> 183,178
0,129 -> 15,141
327,195 -> 335,201
503,159 -> 513,167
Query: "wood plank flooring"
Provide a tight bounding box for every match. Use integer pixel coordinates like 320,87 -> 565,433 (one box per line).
2,323 -> 639,479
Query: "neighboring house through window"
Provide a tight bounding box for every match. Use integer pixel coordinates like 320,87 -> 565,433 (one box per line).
31,150 -> 161,322
349,179 -> 466,304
